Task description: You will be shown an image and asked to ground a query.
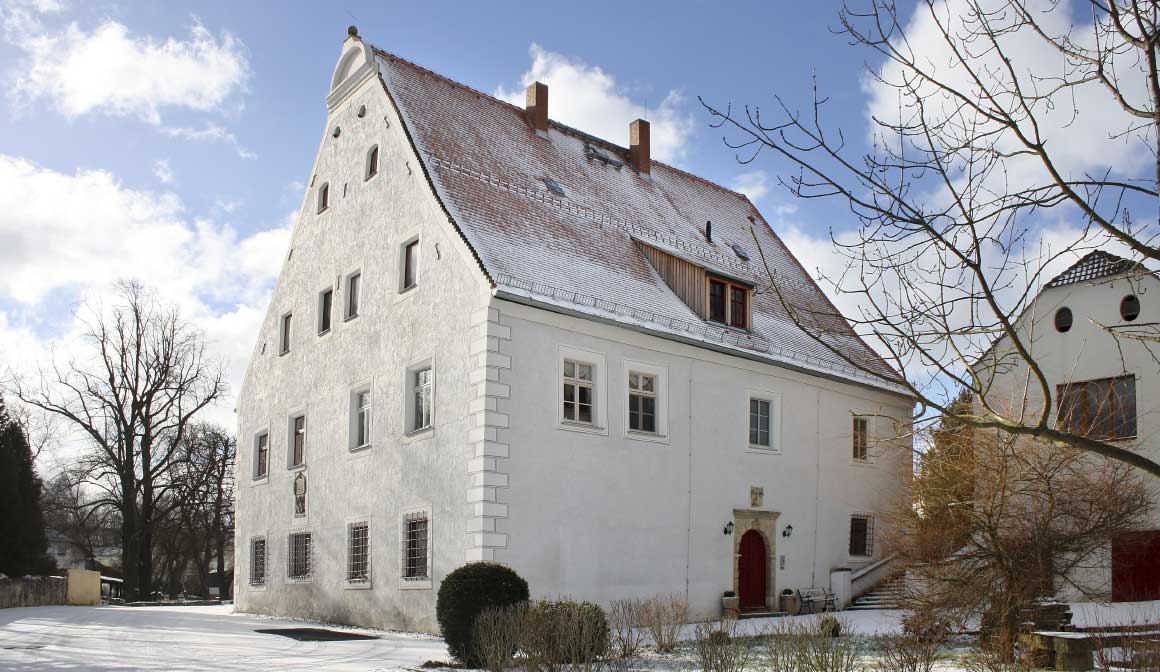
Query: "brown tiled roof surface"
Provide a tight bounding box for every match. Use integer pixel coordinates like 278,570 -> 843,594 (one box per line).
373,47 -> 906,394
1045,250 -> 1144,288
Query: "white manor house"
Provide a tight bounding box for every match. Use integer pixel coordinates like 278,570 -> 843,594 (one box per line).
234,28 -> 914,632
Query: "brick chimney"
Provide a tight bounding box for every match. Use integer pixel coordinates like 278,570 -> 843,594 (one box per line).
630,119 -> 650,177
526,82 -> 549,138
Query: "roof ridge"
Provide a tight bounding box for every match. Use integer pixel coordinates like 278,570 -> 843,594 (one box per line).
1045,249 -> 1144,288
371,45 -> 753,204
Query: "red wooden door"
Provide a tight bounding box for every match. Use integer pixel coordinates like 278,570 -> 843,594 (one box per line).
738,530 -> 767,610
1112,531 -> 1160,602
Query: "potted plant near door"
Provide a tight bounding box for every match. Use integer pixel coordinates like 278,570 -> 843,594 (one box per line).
721,590 -> 740,619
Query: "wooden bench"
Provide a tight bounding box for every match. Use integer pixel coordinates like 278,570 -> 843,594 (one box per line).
798,587 -> 836,614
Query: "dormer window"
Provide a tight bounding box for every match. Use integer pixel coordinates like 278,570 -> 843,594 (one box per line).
708,276 -> 750,329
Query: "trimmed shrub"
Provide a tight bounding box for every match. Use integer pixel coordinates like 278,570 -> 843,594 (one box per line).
519,599 -> 609,671
436,562 -> 529,665
819,614 -> 842,637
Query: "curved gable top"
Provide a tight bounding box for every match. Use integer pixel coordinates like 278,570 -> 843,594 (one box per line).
327,35 -> 377,112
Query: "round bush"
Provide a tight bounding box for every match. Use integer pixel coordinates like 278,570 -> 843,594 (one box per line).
819,614 -> 841,637
436,562 -> 529,665
521,600 -> 609,665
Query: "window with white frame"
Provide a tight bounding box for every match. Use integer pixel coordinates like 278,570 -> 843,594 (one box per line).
318,287 -> 334,334
563,359 -> 594,425
351,388 -> 372,450
253,432 -> 269,479
849,514 -> 874,557
750,399 -> 772,447
347,522 -> 369,583
289,415 -> 306,467
280,313 -> 292,355
345,272 -> 361,320
401,238 -> 419,292
287,532 -> 312,580
402,512 -> 429,580
627,371 -> 657,433
406,363 -> 433,433
249,537 -> 266,586
852,417 -> 869,461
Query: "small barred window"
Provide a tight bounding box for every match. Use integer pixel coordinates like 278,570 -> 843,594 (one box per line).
347,522 -> 369,583
249,537 -> 266,586
287,532 -> 312,581
402,513 -> 429,580
849,514 -> 874,557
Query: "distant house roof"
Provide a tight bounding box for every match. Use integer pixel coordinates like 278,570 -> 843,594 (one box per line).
372,47 -> 907,395
1045,250 -> 1144,288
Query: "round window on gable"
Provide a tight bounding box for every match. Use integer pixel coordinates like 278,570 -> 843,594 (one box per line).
1054,307 -> 1073,333
332,125 -> 341,138
357,104 -> 366,118
1121,294 -> 1141,322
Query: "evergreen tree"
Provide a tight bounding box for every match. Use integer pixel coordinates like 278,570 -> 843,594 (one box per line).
0,398 -> 53,576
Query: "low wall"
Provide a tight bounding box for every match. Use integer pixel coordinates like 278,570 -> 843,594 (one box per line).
0,575 -> 68,609
850,554 -> 898,600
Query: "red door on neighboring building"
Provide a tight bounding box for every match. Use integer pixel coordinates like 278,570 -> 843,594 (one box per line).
738,530 -> 767,610
1112,531 -> 1160,602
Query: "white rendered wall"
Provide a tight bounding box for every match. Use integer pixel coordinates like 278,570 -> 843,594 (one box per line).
492,299 -> 913,619
234,66 -> 492,633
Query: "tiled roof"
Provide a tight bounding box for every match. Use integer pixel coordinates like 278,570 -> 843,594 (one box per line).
1045,250 -> 1144,288
372,47 -> 907,395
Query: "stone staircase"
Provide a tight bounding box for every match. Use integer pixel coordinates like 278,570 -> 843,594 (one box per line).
847,574 -> 906,610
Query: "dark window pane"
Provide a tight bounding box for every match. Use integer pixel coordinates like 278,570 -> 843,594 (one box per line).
346,273 -> 360,318
320,289 -> 333,333
730,286 -> 747,328
403,241 -> 419,289
709,280 -> 726,322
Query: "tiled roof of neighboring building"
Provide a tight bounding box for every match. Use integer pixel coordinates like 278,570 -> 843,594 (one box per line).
372,47 -> 908,395
1045,250 -> 1144,288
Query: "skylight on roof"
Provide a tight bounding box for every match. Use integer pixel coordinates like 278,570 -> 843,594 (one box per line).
542,177 -> 566,197
731,243 -> 750,262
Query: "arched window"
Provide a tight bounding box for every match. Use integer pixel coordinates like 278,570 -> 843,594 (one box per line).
1054,307 -> 1073,333
1121,295 -> 1141,322
317,182 -> 329,213
365,145 -> 379,180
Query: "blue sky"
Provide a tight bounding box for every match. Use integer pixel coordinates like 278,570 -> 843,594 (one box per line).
1,0 -> 898,425
2,0 -> 1144,433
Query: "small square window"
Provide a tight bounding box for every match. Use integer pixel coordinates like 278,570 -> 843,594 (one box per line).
254,432 -> 269,479
249,537 -> 266,586
345,272 -> 361,320
318,288 -> 334,334
402,239 -> 419,291
280,313 -> 292,355
347,522 -> 369,583
402,513 -> 429,580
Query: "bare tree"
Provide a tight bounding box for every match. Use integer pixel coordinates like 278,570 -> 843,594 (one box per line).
170,424 -> 235,597
9,282 -> 224,600
41,469 -> 121,572
888,419 -> 1152,661
700,0 -> 1160,477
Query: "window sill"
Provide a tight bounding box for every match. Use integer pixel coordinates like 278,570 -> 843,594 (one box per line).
707,319 -> 751,334
400,578 -> 432,590
287,576 -> 313,584
396,285 -> 419,303
247,583 -> 267,592
317,328 -> 332,338
401,427 -> 434,444
849,459 -> 876,468
625,430 -> 668,444
746,445 -> 780,455
343,313 -> 360,323
279,350 -> 290,357
558,421 -> 607,436
317,207 -> 328,215
288,463 -> 306,473
345,579 -> 372,590
349,443 -> 372,454
250,476 -> 269,486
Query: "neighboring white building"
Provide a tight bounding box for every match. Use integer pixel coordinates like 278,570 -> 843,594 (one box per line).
973,251 -> 1160,602
234,29 -> 914,632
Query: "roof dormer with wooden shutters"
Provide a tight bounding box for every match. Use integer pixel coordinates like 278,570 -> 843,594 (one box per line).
638,241 -> 752,331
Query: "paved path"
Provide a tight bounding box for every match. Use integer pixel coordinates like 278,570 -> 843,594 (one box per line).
0,604 -> 447,671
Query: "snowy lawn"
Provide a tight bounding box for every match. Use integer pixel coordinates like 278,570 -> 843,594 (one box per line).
0,604 -> 447,671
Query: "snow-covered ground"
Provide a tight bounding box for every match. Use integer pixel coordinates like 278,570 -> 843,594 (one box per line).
0,604 -> 447,671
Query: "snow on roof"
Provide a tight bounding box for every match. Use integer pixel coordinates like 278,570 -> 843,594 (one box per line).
1046,250 -> 1144,288
372,47 -> 906,395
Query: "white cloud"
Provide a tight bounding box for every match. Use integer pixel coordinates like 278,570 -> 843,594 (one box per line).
730,170 -> 769,202
161,123 -> 257,159
0,155 -> 291,428
6,17 -> 249,124
152,158 -> 174,184
495,44 -> 694,164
